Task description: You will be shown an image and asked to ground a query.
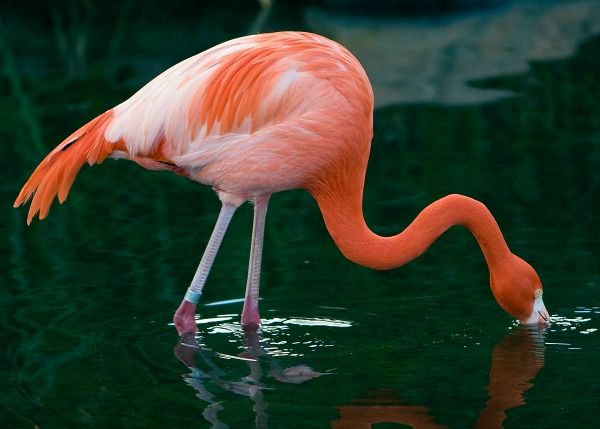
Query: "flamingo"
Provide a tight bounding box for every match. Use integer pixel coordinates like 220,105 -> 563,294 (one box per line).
13,31 -> 549,334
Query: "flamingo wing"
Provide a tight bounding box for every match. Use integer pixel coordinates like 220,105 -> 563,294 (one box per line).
106,31 -> 372,194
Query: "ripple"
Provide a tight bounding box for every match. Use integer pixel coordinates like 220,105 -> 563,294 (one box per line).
195,316 -> 234,325
191,314 -> 354,357
541,309 -> 599,351
549,314 -> 594,333
282,317 -> 352,328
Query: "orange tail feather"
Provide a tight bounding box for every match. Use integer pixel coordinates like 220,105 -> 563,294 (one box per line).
14,109 -> 118,224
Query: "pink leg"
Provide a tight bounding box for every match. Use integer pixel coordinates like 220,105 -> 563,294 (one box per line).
174,203 -> 237,335
241,194 -> 270,327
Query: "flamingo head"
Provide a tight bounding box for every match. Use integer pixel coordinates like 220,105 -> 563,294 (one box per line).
491,254 -> 550,326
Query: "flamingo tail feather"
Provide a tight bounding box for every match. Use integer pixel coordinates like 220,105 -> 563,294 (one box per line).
14,110 -> 117,224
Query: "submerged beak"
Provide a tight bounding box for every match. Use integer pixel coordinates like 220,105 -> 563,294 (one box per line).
522,295 -> 550,326
536,300 -> 550,325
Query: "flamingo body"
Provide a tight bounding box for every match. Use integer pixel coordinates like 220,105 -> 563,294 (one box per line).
14,31 -> 548,333
105,31 -> 372,202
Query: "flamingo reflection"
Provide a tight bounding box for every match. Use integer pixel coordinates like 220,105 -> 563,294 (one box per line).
174,328 -> 327,428
475,326 -> 545,428
332,326 -> 545,429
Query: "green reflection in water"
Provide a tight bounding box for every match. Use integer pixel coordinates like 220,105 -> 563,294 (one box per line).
0,3 -> 598,429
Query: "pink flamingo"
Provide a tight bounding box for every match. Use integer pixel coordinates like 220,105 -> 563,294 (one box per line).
13,31 -> 549,334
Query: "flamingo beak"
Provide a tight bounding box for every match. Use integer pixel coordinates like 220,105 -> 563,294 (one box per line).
522,291 -> 550,326
536,300 -> 550,326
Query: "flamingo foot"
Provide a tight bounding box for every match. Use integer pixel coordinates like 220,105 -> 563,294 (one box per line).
173,300 -> 198,335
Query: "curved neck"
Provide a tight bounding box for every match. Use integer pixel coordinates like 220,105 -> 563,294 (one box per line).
309,175 -> 512,272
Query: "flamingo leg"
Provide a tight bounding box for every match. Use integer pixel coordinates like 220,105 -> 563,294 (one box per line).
241,194 -> 270,327
174,203 -> 237,335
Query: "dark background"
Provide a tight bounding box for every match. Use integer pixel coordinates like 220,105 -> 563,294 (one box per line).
1,1 -> 598,428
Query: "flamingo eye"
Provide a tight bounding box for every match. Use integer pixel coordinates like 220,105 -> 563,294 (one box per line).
534,289 -> 543,298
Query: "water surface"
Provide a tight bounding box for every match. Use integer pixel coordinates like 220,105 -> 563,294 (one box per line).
1,1 -> 598,428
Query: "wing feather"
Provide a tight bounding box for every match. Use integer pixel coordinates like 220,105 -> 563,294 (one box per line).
106,32 -> 372,189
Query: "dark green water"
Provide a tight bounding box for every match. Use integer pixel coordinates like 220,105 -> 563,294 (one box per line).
1,2 -> 598,428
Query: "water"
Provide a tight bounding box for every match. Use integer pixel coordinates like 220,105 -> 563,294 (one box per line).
1,1 -> 599,428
